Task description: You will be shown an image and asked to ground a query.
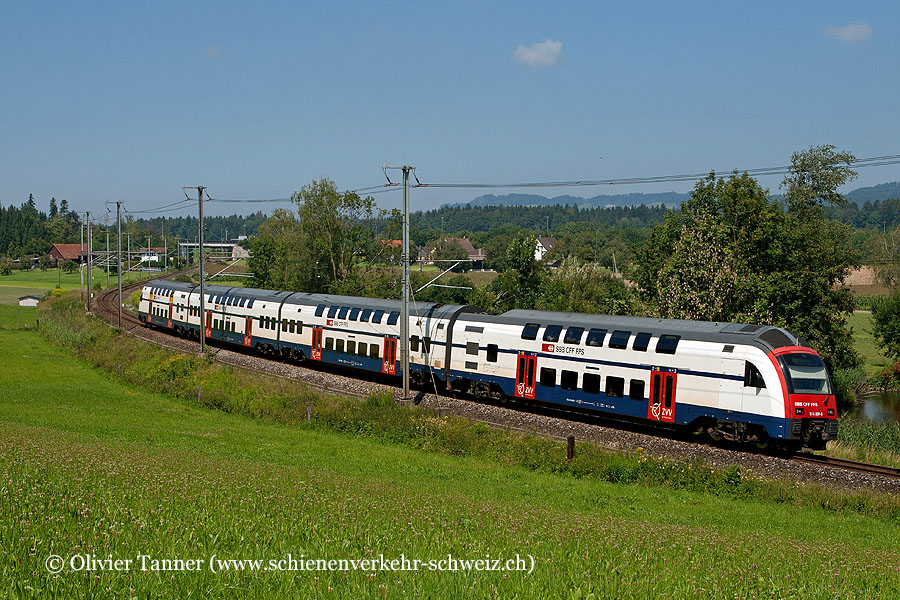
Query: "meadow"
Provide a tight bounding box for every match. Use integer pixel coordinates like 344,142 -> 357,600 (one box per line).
0,266 -> 160,304
2,301 -> 900,597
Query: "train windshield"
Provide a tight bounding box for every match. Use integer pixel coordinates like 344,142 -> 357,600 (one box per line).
781,353 -> 832,395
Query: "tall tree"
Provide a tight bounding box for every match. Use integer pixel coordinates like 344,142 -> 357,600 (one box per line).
49,197 -> 58,219
635,146 -> 860,371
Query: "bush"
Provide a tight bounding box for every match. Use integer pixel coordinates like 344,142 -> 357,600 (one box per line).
872,290 -> 900,360
832,367 -> 869,408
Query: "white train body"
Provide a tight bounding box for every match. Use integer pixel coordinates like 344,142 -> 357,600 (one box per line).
139,280 -> 837,448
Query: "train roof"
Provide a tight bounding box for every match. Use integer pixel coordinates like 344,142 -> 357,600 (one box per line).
144,280 -> 474,319
460,309 -> 809,354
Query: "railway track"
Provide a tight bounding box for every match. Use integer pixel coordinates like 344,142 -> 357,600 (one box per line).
90,274 -> 900,487
791,453 -> 900,480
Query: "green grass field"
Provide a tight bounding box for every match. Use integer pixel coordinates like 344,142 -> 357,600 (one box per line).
2,305 -> 900,598
0,267 -> 171,304
848,310 -> 891,377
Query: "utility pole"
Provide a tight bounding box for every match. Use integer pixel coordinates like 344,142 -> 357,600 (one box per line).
116,201 -> 123,327
105,217 -> 110,289
184,186 -> 207,354
80,215 -> 85,301
86,212 -> 92,311
127,233 -> 131,282
198,186 -> 206,354
383,165 -> 413,400
401,167 -> 412,401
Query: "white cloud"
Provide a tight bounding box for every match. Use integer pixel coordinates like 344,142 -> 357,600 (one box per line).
513,38 -> 562,68
205,45 -> 221,59
824,22 -> 872,42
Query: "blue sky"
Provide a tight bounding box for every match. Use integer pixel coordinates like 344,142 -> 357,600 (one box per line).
2,1 -> 899,217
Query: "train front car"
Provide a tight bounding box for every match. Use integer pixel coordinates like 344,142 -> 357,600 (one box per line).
769,347 -> 837,450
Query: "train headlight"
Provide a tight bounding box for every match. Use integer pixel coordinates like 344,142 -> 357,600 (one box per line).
795,407 -> 804,416
827,408 -> 835,416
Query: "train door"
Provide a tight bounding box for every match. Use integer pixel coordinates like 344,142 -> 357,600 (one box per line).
167,302 -> 173,329
382,337 -> 397,375
311,327 -> 323,361
244,316 -> 253,347
205,311 -> 212,338
514,353 -> 536,399
647,369 -> 677,423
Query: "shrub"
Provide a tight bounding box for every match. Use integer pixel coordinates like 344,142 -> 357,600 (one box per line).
872,289 -> 900,360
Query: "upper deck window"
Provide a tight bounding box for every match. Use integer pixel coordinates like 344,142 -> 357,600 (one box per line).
543,325 -> 562,343
360,308 -> 372,322
655,334 -> 681,355
315,305 -> 326,317
372,310 -> 384,324
338,307 -> 349,319
632,332 -> 652,352
609,330 -> 631,349
564,327 -> 584,345
349,308 -> 361,321
521,323 -> 540,341
327,306 -> 338,319
387,311 -> 400,325
585,328 -> 607,347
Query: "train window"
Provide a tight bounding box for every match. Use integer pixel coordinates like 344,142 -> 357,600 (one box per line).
335,339 -> 345,354
360,309 -> 372,322
297,321 -> 303,334
411,336 -> 420,352
347,341 -> 356,355
466,342 -> 479,355
247,299 -> 254,309
465,326 -> 484,333
372,310 -> 384,324
315,305 -> 326,317
465,361 -> 478,370
387,311 -> 400,325
609,330 -> 631,349
370,344 -> 380,359
583,373 -> 601,394
543,325 -> 563,343
338,307 -> 349,319
486,344 -> 498,362
629,379 -> 645,400
656,335 -> 681,355
560,370 -> 578,391
231,321 -> 236,332
325,338 -> 334,352
664,377 -> 674,408
423,337 -> 431,353
349,308 -> 361,321
327,306 -> 338,318
564,327 -> 584,345
606,376 -> 625,398
526,360 -> 536,387
632,332 -> 652,352
585,328 -> 607,347
257,316 -> 264,327
540,367 -> 556,387
745,362 -> 766,388
652,373 -> 661,404
239,298 -> 246,307
521,323 -> 540,340
290,321 -> 297,334
358,342 -> 367,357
282,319 -> 288,332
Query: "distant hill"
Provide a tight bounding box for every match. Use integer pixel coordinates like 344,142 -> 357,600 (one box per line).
846,181 -> 900,204
451,181 -> 900,209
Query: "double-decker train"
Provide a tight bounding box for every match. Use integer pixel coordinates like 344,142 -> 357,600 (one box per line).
139,279 -> 837,450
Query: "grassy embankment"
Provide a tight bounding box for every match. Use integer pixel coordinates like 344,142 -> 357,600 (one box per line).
1,299 -> 900,597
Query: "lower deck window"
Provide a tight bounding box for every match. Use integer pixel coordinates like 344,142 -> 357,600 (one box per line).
358,342 -> 368,357
606,376 -> 625,398
335,339 -> 345,353
583,373 -> 601,394
629,379 -> 645,400
347,340 -> 356,355
560,370 -> 578,391
370,344 -> 380,359
540,367 -> 556,387
325,338 -> 334,352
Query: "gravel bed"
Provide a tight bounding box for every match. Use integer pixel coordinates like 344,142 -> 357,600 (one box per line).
105,310 -> 900,494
